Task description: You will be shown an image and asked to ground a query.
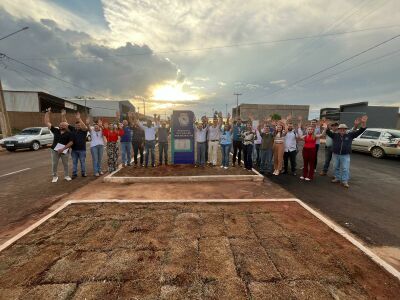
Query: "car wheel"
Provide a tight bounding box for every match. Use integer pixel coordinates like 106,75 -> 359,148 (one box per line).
371,147 -> 384,159
31,141 -> 40,151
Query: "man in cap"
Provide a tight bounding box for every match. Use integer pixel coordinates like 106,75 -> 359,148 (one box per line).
325,116 -> 368,188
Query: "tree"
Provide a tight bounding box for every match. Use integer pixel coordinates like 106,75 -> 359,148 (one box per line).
270,113 -> 281,121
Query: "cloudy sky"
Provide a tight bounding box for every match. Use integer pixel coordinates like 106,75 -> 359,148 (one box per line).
0,0 -> 399,118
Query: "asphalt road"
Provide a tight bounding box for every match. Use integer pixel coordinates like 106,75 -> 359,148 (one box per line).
266,146 -> 400,247
0,145 -> 106,235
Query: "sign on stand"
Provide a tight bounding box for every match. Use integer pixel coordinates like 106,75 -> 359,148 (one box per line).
171,110 -> 195,164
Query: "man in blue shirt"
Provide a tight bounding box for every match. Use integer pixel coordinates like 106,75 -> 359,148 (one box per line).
120,118 -> 132,166
232,118 -> 245,166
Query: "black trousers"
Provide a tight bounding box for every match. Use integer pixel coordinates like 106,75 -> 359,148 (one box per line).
232,140 -> 243,165
132,141 -> 144,165
314,144 -> 320,169
284,150 -> 297,173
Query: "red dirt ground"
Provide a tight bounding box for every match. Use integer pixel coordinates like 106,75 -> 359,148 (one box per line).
0,202 -> 399,299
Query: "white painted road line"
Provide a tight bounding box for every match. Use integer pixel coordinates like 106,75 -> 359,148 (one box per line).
0,168 -> 31,178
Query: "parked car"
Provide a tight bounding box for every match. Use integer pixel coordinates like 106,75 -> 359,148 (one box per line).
0,127 -> 54,152
352,128 -> 400,158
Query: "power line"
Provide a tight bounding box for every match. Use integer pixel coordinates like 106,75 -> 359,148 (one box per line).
301,48 -> 400,87
266,33 -> 400,97
0,53 -> 109,98
13,25 -> 400,61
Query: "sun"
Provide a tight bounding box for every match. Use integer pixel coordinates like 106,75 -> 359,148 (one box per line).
151,82 -> 200,102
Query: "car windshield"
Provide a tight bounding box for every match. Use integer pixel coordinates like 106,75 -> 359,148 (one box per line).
387,131 -> 400,138
19,128 -> 41,135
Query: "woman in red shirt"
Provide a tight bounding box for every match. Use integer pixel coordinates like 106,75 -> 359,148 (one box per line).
298,123 -> 326,181
103,122 -> 124,172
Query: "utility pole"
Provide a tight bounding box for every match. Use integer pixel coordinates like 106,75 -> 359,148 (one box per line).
234,93 -> 242,118
0,80 -> 12,137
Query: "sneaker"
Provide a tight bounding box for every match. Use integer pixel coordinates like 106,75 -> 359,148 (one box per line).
81,173 -> 87,177
292,172 -> 297,176
127,163 -> 132,166
331,178 -> 340,183
300,176 -> 305,180
224,167 -> 228,169
52,176 -> 58,183
71,174 -> 77,179
220,165 -> 224,168
305,177 -> 311,181
95,173 -> 100,177
320,171 -> 327,176
99,171 -> 104,175
64,176 -> 72,181
342,182 -> 350,188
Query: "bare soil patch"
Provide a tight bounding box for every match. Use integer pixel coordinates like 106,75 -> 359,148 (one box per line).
1,201 -> 399,299
114,163 -> 253,177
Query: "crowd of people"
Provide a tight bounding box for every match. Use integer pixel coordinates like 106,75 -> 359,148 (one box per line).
44,108 -> 368,188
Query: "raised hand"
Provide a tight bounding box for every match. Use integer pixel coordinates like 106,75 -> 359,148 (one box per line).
116,111 -> 120,119
61,109 -> 66,116
361,115 -> 368,123
297,115 -> 303,121
76,112 -> 81,119
46,107 -> 52,113
286,114 -> 292,121
227,112 -> 231,119
98,119 -> 103,127
354,117 -> 361,127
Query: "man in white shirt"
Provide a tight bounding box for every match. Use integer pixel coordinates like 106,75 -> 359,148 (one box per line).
194,121 -> 208,167
207,116 -> 222,166
137,114 -> 160,167
283,122 -> 298,175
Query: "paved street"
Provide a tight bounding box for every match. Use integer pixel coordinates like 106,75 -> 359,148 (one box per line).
0,146 -> 106,240
267,147 -> 400,248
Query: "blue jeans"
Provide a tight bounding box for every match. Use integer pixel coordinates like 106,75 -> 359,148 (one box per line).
159,142 -> 168,164
196,142 -> 206,166
90,145 -> 103,174
221,144 -> 231,167
71,150 -> 86,176
121,142 -> 132,165
145,140 -> 156,166
260,148 -> 273,173
333,154 -> 350,182
322,146 -> 333,173
243,144 -> 253,170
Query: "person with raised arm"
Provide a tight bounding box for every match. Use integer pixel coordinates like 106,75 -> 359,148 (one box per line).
207,113 -> 222,167
194,116 -> 208,167
220,113 -> 232,169
272,119 -> 286,176
119,112 -> 133,167
232,116 -> 245,167
129,112 -> 145,167
86,116 -> 105,177
157,115 -> 170,166
259,117 -> 275,175
241,115 -> 256,171
297,119 -> 327,181
327,115 -> 368,188
283,114 -> 298,176
136,113 -> 160,167
103,112 -> 124,172
44,108 -> 73,183
61,109 -> 88,179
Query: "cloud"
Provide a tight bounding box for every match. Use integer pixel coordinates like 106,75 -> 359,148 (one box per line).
269,80 -> 287,88
218,81 -> 226,86
0,8 -> 178,101
245,83 -> 260,90
194,77 -> 210,82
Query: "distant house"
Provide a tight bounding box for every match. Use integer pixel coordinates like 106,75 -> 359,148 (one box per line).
2,90 -> 88,130
321,102 -> 400,129
69,99 -> 135,120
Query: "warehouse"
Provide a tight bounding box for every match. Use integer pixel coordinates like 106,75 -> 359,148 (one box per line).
68,99 -> 135,120
2,90 -> 88,131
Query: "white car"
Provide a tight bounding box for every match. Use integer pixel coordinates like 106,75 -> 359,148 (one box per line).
0,127 -> 54,152
352,128 -> 400,158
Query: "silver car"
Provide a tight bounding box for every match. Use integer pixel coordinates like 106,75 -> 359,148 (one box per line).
0,127 -> 54,152
352,128 -> 400,158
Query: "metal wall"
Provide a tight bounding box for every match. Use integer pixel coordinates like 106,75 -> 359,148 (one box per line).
233,104 -> 309,122
4,91 -> 40,112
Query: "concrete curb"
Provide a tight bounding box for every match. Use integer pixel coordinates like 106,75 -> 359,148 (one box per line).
0,198 -> 399,281
103,173 -> 263,183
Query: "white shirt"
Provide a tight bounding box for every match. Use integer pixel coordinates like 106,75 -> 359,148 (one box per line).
90,128 -> 104,147
254,129 -> 262,145
284,130 -> 297,152
208,125 -> 221,141
138,123 -> 159,141
195,127 -> 207,142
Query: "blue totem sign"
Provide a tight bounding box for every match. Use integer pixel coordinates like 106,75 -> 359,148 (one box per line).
171,110 -> 195,164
